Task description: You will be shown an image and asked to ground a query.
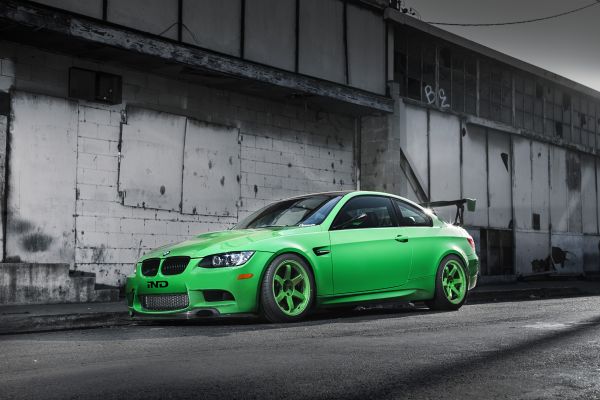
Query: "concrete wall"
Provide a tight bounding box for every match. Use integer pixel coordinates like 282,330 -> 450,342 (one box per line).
0,41 -> 356,286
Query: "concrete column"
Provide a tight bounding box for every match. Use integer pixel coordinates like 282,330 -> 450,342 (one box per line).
360,82 -> 403,195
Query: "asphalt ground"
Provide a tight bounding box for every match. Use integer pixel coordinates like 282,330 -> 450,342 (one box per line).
1,296 -> 599,399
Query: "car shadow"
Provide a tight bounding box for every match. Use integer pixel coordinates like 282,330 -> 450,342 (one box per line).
129,302 -> 433,335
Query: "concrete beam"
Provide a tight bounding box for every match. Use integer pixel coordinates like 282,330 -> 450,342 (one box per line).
0,0 -> 394,114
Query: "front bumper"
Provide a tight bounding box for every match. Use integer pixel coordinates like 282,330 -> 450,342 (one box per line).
125,251 -> 273,317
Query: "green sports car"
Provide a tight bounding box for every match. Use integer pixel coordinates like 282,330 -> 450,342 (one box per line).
126,191 -> 479,322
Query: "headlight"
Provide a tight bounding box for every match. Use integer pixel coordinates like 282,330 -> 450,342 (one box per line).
198,251 -> 255,268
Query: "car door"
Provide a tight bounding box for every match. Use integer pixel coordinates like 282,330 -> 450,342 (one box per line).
393,199 -> 438,280
329,195 -> 413,294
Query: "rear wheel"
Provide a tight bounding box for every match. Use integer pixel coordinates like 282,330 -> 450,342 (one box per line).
260,254 -> 315,323
426,255 -> 468,311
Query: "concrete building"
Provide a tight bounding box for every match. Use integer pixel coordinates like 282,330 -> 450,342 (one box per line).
0,0 -> 598,303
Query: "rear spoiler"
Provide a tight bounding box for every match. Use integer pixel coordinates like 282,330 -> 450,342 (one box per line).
419,198 -> 476,226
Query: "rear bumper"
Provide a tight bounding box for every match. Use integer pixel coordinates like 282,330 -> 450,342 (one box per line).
467,257 -> 480,290
125,251 -> 273,317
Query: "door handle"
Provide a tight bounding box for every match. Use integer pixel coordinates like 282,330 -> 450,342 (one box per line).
395,235 -> 409,243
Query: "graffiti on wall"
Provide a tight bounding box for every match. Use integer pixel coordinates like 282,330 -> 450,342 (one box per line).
424,85 -> 450,109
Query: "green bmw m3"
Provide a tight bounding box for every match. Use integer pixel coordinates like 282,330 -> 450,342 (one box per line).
126,191 -> 479,322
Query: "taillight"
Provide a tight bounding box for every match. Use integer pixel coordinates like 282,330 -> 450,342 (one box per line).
466,237 -> 475,252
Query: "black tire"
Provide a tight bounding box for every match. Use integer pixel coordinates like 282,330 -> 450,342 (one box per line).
260,254 -> 315,323
426,254 -> 469,311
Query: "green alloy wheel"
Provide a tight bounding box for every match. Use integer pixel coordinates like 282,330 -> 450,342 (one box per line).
426,255 -> 468,311
261,254 -> 314,322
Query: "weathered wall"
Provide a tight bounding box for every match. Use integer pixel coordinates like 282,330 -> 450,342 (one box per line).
0,41 -> 356,286
29,0 -> 387,96
387,97 -> 600,277
7,92 -> 78,264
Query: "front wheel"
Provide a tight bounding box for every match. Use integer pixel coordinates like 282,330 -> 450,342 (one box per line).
426,255 -> 468,311
260,254 -> 315,323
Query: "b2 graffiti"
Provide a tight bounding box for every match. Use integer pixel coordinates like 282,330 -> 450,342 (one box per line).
424,85 -> 450,109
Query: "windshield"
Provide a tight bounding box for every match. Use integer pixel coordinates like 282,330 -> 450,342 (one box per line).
234,194 -> 343,229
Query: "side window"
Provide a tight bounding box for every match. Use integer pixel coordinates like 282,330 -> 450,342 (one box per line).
331,196 -> 396,230
395,200 -> 432,227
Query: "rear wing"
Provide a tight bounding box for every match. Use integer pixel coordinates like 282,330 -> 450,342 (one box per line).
419,198 -> 476,226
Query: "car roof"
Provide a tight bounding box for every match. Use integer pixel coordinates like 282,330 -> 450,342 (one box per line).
279,190 -> 423,209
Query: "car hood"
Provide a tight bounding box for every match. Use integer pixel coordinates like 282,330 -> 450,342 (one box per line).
139,226 -> 319,261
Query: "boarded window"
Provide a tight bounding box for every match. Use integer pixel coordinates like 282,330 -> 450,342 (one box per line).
119,107 -> 187,211
182,119 -> 240,216
119,107 -> 240,216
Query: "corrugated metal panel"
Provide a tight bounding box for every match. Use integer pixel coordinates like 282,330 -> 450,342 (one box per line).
581,155 -> 598,234
512,137 -> 532,230
7,92 -> 77,263
107,0 -> 179,40
487,130 -> 512,229
182,119 -> 240,217
119,107 -> 186,211
244,0 -> 295,71
183,0 -> 241,57
429,111 -> 460,223
550,146 -> 568,232
462,124 -> 488,227
531,141 -> 550,232
347,4 -> 386,94
298,0 -> 345,84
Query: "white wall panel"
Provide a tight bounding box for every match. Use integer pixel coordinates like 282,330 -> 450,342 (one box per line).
33,0 -> 103,18
487,130 -> 512,229
7,92 -> 77,263
550,146 -> 568,232
515,231 -> 550,275
182,119 -> 240,217
531,141 -> 550,232
429,111 -> 460,222
299,0 -> 345,84
462,125 -> 488,227
183,0 -> 241,56
551,233 -> 583,274
244,0 -> 295,71
108,0 -> 179,40
119,107 -> 186,211
512,137 -> 532,230
347,5 -> 386,94
404,104 -> 428,194
581,155 -> 598,234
